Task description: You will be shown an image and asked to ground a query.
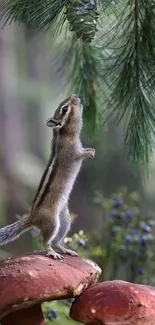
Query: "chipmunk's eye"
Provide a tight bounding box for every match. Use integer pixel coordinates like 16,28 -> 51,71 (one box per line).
61,105 -> 68,113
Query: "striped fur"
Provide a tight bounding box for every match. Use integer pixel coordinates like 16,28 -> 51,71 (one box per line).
0,95 -> 95,259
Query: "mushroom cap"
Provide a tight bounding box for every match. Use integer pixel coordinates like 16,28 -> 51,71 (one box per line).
0,253 -> 101,319
70,280 -> 155,325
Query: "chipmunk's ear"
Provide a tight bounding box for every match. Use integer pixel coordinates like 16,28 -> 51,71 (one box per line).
46,118 -> 62,128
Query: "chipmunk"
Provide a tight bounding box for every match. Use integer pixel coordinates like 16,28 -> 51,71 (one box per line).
0,94 -> 95,259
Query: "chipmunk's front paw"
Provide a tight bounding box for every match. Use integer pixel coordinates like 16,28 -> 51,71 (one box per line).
85,148 -> 95,159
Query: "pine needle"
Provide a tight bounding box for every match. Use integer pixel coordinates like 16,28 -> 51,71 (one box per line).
100,0 -> 155,167
58,34 -> 104,137
0,0 -> 68,30
99,0 -> 121,17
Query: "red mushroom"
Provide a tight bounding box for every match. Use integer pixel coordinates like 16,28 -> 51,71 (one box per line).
70,280 -> 155,325
0,253 -> 101,325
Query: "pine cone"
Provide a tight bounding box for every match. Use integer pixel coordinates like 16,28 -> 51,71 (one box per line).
66,0 -> 99,43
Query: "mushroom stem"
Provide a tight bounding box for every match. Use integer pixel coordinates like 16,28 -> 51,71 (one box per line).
1,304 -> 45,325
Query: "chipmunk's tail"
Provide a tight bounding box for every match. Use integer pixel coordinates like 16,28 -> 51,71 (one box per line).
0,214 -> 32,246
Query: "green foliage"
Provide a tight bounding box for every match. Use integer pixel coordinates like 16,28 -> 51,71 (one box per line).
100,1 -> 155,167
32,188 -> 155,325
92,188 -> 155,283
0,0 -> 68,30
42,300 -> 80,325
0,0 -> 115,36
99,0 -> 120,16
59,34 -> 103,136
1,0 -> 155,166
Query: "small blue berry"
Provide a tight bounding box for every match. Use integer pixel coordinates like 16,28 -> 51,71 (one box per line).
124,234 -> 133,244
71,246 -> 77,252
123,210 -> 133,224
112,198 -> 124,208
110,210 -> 120,218
138,267 -> 145,276
139,235 -> 148,247
141,224 -> 151,233
78,239 -> 86,248
126,210 -> 132,216
48,309 -> 57,320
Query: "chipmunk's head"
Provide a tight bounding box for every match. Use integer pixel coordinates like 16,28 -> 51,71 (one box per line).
46,94 -> 83,135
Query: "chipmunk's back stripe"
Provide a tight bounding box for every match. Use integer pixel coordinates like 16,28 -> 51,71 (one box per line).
37,159 -> 58,207
32,155 -> 52,203
32,134 -> 57,209
32,156 -> 53,208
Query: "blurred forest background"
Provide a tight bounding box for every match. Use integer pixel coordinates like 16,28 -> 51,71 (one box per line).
1,1 -> 155,324
0,2 -> 155,282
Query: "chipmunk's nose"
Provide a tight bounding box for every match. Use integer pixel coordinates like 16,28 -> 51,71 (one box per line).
70,94 -> 81,105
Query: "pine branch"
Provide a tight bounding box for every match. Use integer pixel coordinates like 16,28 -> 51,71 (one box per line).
0,0 -> 68,30
2,0 -> 155,167
0,0 -> 122,39
100,0 -> 155,166
57,34 -> 104,136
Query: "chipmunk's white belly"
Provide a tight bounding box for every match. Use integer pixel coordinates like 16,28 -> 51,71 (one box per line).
60,161 -> 82,208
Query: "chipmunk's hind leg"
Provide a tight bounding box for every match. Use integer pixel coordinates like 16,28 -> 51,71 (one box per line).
41,214 -> 63,260
52,206 -> 78,257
